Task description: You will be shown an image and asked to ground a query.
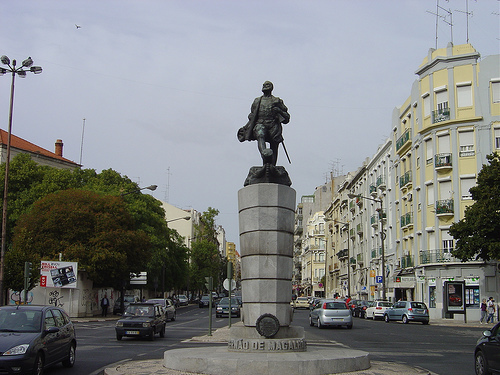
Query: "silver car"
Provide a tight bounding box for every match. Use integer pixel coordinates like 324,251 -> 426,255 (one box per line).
384,301 -> 429,324
309,299 -> 353,329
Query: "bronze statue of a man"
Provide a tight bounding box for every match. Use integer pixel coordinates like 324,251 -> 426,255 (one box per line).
238,81 -> 290,166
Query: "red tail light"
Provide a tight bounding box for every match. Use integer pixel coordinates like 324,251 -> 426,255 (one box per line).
408,308 -> 413,312
323,302 -> 327,309
376,307 -> 382,310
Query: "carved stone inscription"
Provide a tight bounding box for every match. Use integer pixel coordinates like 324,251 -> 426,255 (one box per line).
228,338 -> 307,352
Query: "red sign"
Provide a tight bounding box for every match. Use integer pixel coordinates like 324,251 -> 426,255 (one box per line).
40,276 -> 47,287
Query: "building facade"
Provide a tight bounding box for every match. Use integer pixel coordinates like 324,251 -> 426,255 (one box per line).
300,43 -> 499,321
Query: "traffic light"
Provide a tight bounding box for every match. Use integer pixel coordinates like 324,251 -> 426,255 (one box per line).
24,262 -> 33,290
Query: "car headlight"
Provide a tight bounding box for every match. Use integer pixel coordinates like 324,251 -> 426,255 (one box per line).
4,344 -> 29,356
216,307 -> 222,311
142,322 -> 151,328
116,322 -> 123,327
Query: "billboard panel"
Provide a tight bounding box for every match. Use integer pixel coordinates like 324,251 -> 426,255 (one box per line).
40,261 -> 78,288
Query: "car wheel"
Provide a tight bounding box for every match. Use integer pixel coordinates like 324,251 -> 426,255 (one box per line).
475,350 -> 489,375
62,342 -> 76,368
32,352 -> 44,375
422,320 -> 429,325
347,324 -> 353,329
384,314 -> 390,323
309,316 -> 314,326
318,318 -> 324,329
402,315 -> 409,324
171,312 -> 176,321
149,329 -> 155,341
116,333 -> 122,340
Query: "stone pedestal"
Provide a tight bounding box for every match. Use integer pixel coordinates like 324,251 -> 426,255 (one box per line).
238,183 -> 295,328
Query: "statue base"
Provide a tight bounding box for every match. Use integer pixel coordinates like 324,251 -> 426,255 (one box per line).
244,165 -> 291,186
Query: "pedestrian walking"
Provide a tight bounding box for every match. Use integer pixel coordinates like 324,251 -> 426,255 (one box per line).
486,297 -> 496,323
480,299 -> 487,324
101,294 -> 110,317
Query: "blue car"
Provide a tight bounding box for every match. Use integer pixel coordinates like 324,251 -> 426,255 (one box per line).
384,301 -> 429,324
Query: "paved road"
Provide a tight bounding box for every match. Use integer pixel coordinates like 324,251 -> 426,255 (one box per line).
44,304 -> 489,375
292,308 -> 486,375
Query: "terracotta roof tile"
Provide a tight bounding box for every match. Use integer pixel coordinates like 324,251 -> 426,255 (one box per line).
0,129 -> 78,165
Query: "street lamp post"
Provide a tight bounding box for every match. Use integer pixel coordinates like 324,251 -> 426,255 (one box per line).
348,193 -> 386,301
0,56 -> 42,305
120,184 -> 157,196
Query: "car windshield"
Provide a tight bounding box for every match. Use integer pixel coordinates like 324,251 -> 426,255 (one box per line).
378,302 -> 392,307
324,302 -> 347,310
124,305 -> 154,317
219,298 -> 238,305
201,296 -> 210,300
146,299 -> 165,306
0,309 -> 42,332
411,302 -> 427,309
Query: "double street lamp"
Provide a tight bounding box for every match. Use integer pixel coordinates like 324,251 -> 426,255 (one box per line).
348,193 -> 386,301
0,56 -> 42,305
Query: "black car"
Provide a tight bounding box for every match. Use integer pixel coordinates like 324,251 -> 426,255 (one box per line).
215,297 -> 241,318
475,322 -> 500,375
199,295 -> 211,308
0,305 -> 76,374
115,303 -> 166,341
352,300 -> 372,318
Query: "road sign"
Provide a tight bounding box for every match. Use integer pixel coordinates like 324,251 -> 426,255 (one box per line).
223,278 -> 236,291
375,276 -> 383,283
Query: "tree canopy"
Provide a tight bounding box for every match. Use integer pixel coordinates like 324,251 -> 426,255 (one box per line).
1,154 -> 188,292
449,152 -> 500,261
9,189 -> 151,290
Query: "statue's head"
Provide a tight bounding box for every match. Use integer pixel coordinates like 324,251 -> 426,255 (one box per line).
262,81 -> 273,93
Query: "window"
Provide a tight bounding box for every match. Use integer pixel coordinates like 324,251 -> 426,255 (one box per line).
426,184 -> 434,205
425,139 -> 433,164
439,180 -> 452,200
457,84 -> 472,107
429,286 -> 436,308
436,90 -> 449,111
492,80 -> 500,103
460,178 -> 476,200
438,134 -> 450,154
44,310 -> 56,329
443,239 -> 454,253
52,309 -> 65,327
423,94 -> 430,117
495,128 -> 500,149
459,131 -> 475,157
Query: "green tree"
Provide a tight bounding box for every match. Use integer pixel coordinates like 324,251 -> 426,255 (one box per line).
189,208 -> 222,294
8,189 -> 151,290
449,152 -> 500,261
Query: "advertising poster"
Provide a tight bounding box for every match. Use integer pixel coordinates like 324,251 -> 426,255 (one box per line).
40,261 -> 78,288
444,280 -> 465,313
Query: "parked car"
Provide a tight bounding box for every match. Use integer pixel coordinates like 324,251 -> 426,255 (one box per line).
309,299 -> 353,329
146,298 -> 176,321
292,296 -> 311,309
348,299 -> 360,316
199,295 -> 211,308
216,297 -> 241,318
113,295 -> 139,315
474,322 -> 500,375
176,294 -> 189,306
352,300 -> 372,318
0,305 -> 76,374
364,301 -> 392,320
384,301 -> 429,324
115,303 -> 166,341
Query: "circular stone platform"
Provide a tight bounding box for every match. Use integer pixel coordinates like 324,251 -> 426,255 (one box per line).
163,346 -> 370,375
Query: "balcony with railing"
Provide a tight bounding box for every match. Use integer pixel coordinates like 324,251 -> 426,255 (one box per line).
400,212 -> 413,228
356,223 -> 363,236
420,249 -> 460,264
369,184 -> 377,197
337,249 -> 348,259
399,170 -> 412,189
371,247 -> 383,259
350,228 -> 355,239
432,108 -> 450,123
350,257 -> 356,265
400,255 -> 414,268
349,200 -> 356,212
376,175 -> 386,190
435,153 -> 452,170
356,253 -> 364,265
436,199 -> 454,216
371,214 -> 378,228
396,129 -> 411,152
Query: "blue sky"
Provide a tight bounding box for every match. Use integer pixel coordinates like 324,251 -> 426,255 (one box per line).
0,0 -> 498,245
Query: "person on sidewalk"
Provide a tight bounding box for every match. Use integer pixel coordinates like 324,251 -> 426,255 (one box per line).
101,294 -> 110,317
486,297 -> 496,323
480,299 -> 487,324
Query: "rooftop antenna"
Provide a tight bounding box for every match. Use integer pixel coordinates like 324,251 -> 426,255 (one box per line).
427,0 -> 454,48
455,0 -> 473,44
164,167 -> 171,202
79,118 -> 85,165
